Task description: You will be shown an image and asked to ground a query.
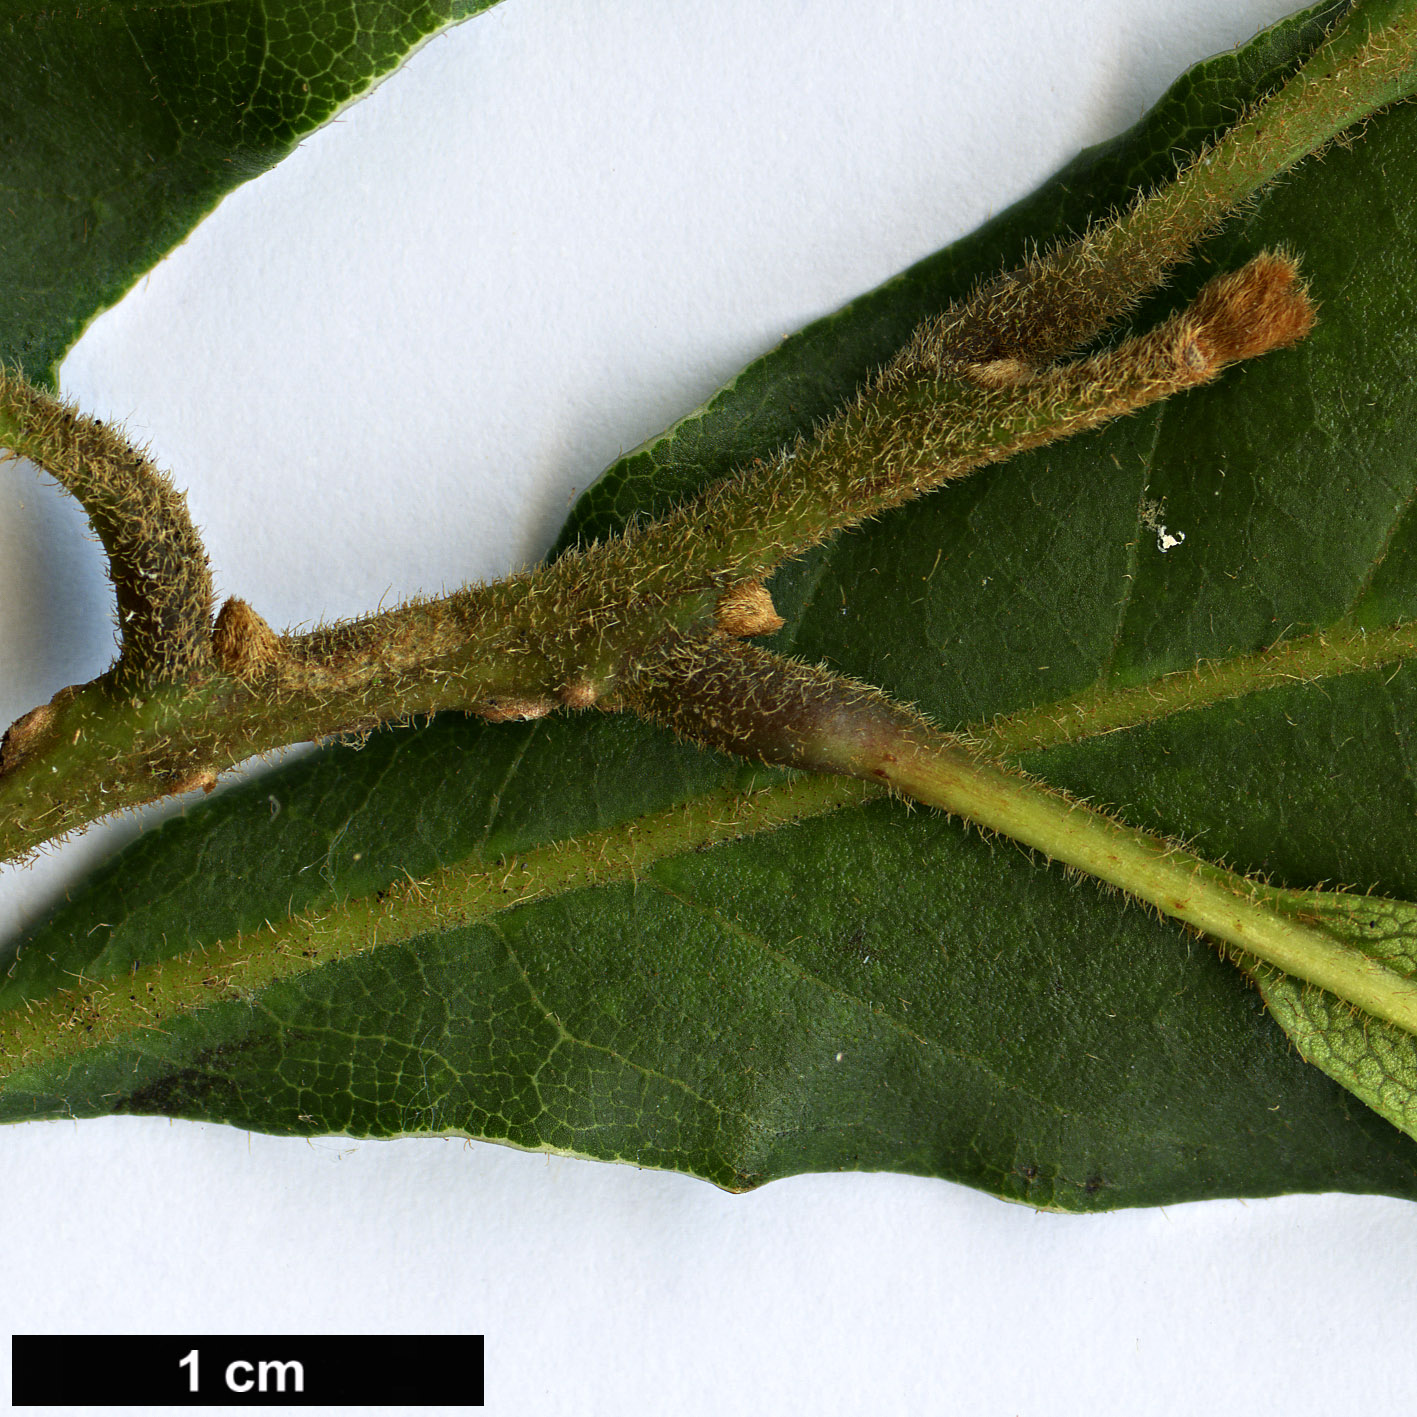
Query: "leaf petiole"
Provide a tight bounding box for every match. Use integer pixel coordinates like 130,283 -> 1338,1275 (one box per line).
628,633 -> 1417,1044
882,744 -> 1417,1038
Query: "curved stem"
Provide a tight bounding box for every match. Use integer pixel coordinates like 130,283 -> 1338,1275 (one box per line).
0,374 -> 213,684
0,256 -> 1314,863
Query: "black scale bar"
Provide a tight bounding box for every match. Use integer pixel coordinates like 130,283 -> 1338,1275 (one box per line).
11,1335 -> 484,1407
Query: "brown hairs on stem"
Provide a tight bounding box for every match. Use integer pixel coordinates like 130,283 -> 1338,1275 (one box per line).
0,372 -> 213,686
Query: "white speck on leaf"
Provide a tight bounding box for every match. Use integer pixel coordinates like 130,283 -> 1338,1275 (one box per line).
1139,496 -> 1186,553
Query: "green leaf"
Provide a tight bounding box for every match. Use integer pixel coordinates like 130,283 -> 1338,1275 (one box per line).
1247,891 -> 1417,1138
0,0 -> 502,383
9,0 -> 1417,1211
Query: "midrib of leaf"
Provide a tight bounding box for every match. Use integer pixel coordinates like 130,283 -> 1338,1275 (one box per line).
9,1 -> 1416,1202
9,609 -> 1417,1085
0,775 -> 876,1077
980,618 -> 1417,755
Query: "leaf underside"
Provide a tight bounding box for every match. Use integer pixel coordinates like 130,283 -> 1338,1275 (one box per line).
10,1 -> 1417,1210
0,0 -> 502,382
1252,891 -> 1417,1136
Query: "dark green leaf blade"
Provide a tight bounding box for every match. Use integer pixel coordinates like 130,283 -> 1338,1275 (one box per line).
9,0 -> 1417,1211
0,0 -> 502,383
5,745 -> 1416,1209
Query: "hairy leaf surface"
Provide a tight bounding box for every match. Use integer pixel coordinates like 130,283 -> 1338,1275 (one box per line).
8,1 -> 1417,1210
1251,892 -> 1417,1136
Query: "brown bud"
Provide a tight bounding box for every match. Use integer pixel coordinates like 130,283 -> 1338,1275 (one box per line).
1185,250 -> 1316,369
0,701 -> 57,775
212,598 -> 282,676
715,581 -> 786,638
966,357 -> 1033,389
480,697 -> 553,723
558,679 -> 599,711
167,768 -> 218,796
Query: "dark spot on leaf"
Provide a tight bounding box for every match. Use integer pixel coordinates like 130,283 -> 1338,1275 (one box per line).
110,1035 -> 283,1119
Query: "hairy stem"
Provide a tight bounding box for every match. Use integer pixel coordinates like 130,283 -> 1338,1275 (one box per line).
928,0 -> 1417,368
626,254 -> 1312,592
0,257 -> 1313,863
3,0 -> 1415,864
888,748 -> 1417,1036
0,375 -> 212,684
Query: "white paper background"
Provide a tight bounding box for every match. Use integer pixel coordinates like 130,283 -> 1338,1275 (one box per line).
5,1 -> 1417,1413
